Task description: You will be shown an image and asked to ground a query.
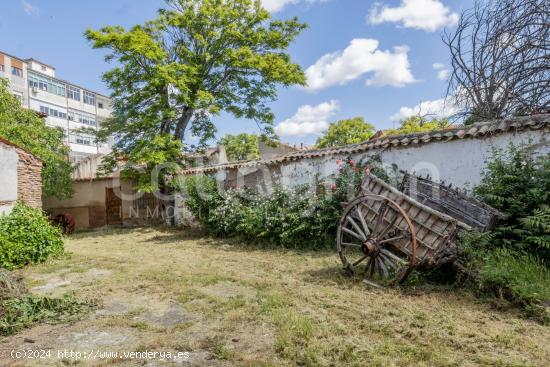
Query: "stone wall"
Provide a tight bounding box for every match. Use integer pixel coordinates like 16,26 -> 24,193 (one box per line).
16,148 -> 43,209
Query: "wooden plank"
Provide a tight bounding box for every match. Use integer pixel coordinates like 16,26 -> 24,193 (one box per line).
401,172 -> 501,231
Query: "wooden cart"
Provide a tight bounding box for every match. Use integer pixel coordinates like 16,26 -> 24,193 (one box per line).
336,172 -> 500,288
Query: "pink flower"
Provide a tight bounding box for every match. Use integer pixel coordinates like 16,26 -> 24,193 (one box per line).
331,184 -> 337,191
336,159 -> 341,165
349,159 -> 356,167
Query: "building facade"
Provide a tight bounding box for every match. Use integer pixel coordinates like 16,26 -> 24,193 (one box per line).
0,51 -> 112,162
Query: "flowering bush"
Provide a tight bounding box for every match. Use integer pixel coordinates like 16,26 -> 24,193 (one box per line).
182,156 -> 393,249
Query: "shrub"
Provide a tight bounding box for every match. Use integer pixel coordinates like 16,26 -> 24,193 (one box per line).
475,144 -> 550,261
180,175 -> 223,227
458,145 -> 550,322
181,157 -> 379,249
0,203 -> 64,270
461,235 -> 550,323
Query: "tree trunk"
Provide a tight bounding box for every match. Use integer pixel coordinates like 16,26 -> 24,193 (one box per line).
174,107 -> 194,141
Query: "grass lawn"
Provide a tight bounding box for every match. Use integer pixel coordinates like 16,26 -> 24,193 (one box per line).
2,227 -> 549,366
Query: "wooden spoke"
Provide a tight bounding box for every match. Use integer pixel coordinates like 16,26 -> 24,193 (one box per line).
368,256 -> 376,278
342,227 -> 364,241
377,257 -> 390,278
380,248 -> 407,265
355,206 -> 371,237
352,255 -> 369,267
378,235 -> 404,245
346,216 -> 366,241
341,242 -> 362,248
337,194 -> 417,288
379,252 -> 399,271
362,279 -> 384,289
373,203 -> 390,235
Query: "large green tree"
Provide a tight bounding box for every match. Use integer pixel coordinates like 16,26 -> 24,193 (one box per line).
85,0 -> 306,189
316,117 -> 375,148
0,79 -> 73,199
384,116 -> 450,137
219,133 -> 259,161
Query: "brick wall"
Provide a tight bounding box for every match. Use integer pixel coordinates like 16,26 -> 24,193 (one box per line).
16,148 -> 43,209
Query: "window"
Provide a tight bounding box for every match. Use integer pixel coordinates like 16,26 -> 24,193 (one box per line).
67,110 -> 96,126
69,131 -> 94,146
67,85 -> 80,101
27,72 -> 66,96
0,64 -> 4,72
83,91 -> 96,106
69,152 -> 92,163
11,66 -> 22,77
40,105 -> 67,119
98,102 -> 104,109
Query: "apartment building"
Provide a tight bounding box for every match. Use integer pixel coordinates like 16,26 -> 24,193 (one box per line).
0,51 -> 112,162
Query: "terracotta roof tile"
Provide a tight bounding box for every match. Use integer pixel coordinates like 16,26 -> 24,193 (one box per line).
181,114 -> 550,175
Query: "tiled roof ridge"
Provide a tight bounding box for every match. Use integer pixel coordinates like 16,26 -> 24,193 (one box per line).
179,113 -> 549,175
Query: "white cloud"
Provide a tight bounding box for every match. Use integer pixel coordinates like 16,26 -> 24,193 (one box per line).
275,100 -> 339,136
262,0 -> 326,12
21,0 -> 39,15
304,39 -> 416,91
369,0 -> 458,32
390,98 -> 461,121
432,62 -> 450,81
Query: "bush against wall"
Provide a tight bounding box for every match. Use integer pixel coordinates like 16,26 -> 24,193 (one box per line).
0,203 -> 64,270
475,144 -> 550,261
456,145 -> 550,322
181,158 -> 374,249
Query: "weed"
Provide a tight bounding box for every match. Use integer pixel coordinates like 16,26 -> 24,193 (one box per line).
210,338 -> 235,360
0,294 -> 95,335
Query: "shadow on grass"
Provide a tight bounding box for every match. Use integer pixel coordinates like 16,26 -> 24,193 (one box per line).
301,266 -> 364,288
141,227 -> 336,257
302,262 -> 467,297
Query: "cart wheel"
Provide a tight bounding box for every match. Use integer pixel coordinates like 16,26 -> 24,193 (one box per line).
336,194 -> 417,287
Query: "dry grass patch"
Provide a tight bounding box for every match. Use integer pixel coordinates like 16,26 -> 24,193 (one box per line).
0,227 -> 548,366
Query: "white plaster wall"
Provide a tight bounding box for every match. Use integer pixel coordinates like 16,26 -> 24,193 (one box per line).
276,129 -> 549,192
0,143 -> 19,216
377,130 -> 548,189
28,61 -> 56,77
173,127 -> 549,226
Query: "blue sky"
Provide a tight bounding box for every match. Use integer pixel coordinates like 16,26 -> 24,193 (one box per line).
0,0 -> 473,146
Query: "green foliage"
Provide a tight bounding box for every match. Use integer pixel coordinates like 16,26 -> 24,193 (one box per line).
85,0 -> 306,188
384,116 -> 450,137
0,203 -> 64,270
316,117 -> 375,148
0,79 -> 73,198
460,234 -> 550,323
219,133 -> 260,161
181,158 -> 392,249
0,295 -> 95,335
475,144 -> 550,260
456,146 -> 550,322
180,175 -> 223,224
